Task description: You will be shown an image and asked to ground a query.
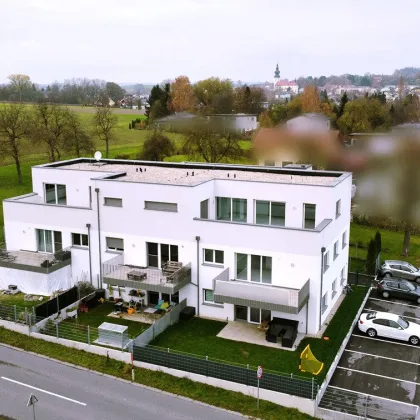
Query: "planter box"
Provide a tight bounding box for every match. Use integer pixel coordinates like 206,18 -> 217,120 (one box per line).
66,309 -> 77,319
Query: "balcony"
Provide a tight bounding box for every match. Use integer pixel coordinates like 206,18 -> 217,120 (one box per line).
103,257 -> 191,294
214,272 -> 310,315
0,248 -> 72,274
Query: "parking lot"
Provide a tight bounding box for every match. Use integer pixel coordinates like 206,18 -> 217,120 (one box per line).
319,289 -> 420,420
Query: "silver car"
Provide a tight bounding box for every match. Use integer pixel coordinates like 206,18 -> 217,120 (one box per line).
380,260 -> 420,283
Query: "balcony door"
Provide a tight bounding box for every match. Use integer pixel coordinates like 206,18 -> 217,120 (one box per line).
235,305 -> 271,324
147,242 -> 179,268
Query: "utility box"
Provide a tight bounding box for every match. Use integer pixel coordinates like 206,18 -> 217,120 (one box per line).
97,322 -> 129,348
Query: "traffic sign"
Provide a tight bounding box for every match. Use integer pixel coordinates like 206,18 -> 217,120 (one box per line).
27,394 -> 38,407
257,365 -> 263,379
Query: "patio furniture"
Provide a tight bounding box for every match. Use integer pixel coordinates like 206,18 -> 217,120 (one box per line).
144,307 -> 158,314
127,270 -> 147,281
180,306 -> 195,321
0,249 -> 16,262
154,300 -> 170,311
266,318 -> 298,348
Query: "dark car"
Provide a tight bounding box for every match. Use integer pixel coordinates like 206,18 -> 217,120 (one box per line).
378,278 -> 420,304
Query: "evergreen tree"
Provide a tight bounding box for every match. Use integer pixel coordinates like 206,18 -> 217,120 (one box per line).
341,93 -> 349,114
365,239 -> 377,275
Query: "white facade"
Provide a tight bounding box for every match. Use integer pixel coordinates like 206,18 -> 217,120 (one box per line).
2,159 -> 352,335
286,114 -> 331,132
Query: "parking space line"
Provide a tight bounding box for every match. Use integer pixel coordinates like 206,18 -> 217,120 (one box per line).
369,297 -> 420,308
328,385 -> 419,407
362,308 -> 420,322
344,349 -> 420,366
350,333 -> 420,348
336,366 -> 420,386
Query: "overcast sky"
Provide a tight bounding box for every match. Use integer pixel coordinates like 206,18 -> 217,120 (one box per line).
1,0 -> 419,85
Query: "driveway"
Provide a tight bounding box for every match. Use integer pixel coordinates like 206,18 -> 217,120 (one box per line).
319,292 -> 420,420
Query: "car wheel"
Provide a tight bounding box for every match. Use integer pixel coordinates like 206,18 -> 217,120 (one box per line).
384,272 -> 392,278
416,277 -> 420,284
417,297 -> 420,304
367,328 -> 377,338
382,291 -> 390,298
410,336 -> 420,345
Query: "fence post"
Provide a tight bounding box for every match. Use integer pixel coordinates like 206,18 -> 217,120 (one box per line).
88,325 -> 90,345
312,377 -> 314,400
206,356 -> 208,377
247,364 -> 249,386
356,271 -> 359,285
56,323 -> 59,339
13,305 -> 17,322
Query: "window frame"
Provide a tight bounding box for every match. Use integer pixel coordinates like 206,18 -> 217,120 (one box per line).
235,253 -> 272,284
72,233 -> 89,248
332,279 -> 337,299
144,201 -> 178,212
334,240 -> 339,260
203,249 -> 224,265
340,266 -> 346,286
336,199 -> 341,219
322,292 -> 328,314
342,231 -> 348,249
104,197 -> 123,207
323,251 -> 330,273
303,203 -> 316,229
36,229 -> 62,253
255,200 -> 286,227
147,242 -> 179,268
200,199 -> 209,219
44,183 -> 67,205
106,237 -> 124,252
216,197 -> 247,223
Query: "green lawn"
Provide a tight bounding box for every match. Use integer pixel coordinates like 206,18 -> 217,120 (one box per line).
40,302 -> 149,344
0,327 -> 314,420
0,292 -> 44,309
151,286 -> 368,382
348,222 -> 420,272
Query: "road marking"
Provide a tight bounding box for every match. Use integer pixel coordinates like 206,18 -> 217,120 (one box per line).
351,333 -> 420,349
368,297 -> 420,309
336,366 -> 420,386
344,349 -> 420,366
328,385 -> 419,407
1,377 -> 87,406
362,308 -> 420,322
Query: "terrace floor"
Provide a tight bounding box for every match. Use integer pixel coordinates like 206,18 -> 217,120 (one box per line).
1,250 -> 55,267
217,321 -> 305,351
107,306 -> 166,324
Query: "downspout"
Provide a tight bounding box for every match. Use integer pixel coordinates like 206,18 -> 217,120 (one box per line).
86,223 -> 93,285
319,247 -> 326,331
195,236 -> 200,316
306,300 -> 309,335
95,188 -> 103,289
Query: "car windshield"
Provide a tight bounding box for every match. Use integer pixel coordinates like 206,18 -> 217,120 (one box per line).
398,317 -> 409,329
366,312 -> 376,320
407,263 -> 418,271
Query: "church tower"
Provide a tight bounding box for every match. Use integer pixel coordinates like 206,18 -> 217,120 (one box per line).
274,63 -> 280,89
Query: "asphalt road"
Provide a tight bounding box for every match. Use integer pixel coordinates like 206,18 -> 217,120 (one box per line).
0,345 -> 243,420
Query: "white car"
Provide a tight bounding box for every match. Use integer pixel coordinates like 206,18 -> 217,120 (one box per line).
358,311 -> 420,345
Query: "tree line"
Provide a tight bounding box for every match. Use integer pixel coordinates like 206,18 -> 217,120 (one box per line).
260,85 -> 420,134
0,102 -> 118,184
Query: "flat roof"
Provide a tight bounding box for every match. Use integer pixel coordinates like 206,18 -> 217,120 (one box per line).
36,158 -> 349,187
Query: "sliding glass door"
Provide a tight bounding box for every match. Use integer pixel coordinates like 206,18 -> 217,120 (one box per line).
36,229 -> 62,253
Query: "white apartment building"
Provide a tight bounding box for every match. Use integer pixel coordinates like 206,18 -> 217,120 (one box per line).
1,158 -> 351,335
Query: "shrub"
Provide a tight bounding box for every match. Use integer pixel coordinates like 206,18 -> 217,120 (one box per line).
353,213 -> 420,235
129,123 -> 132,130
78,281 -> 95,297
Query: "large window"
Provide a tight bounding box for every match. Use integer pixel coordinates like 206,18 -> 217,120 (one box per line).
236,253 -> 272,284
72,233 -> 89,248
216,197 -> 247,222
200,199 -> 209,219
303,203 -> 316,229
255,201 -> 285,226
235,306 -> 271,324
147,242 -> 178,268
36,229 -> 62,253
203,289 -> 223,304
106,237 -> 124,252
204,249 -> 224,265
45,184 -> 66,205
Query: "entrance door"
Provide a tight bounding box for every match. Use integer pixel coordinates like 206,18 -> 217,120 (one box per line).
235,305 -> 248,321
148,291 -> 159,305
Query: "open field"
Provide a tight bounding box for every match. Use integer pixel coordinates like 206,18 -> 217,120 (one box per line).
151,286 -> 368,381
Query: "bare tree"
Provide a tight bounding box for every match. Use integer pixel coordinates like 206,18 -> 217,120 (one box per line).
92,107 -> 118,158
8,74 -> 31,102
31,103 -> 70,162
183,128 -> 243,163
0,103 -> 32,184
63,111 -> 95,157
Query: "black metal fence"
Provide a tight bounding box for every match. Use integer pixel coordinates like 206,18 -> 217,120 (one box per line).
133,344 -> 316,399
35,286 -> 79,319
347,271 -> 376,287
